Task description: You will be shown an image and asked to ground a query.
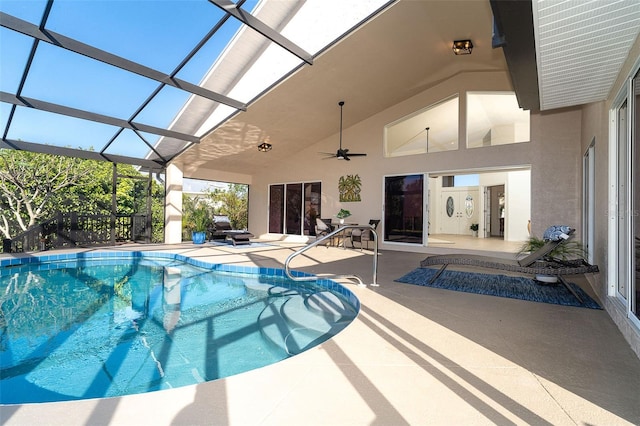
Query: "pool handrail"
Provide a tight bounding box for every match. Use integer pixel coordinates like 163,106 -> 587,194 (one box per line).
284,224 -> 379,287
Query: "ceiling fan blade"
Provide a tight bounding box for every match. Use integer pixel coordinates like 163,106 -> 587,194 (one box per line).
347,153 -> 367,157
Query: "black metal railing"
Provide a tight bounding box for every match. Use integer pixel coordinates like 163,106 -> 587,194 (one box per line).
2,212 -> 149,253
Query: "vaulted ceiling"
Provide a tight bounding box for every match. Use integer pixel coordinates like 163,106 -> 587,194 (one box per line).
174,0 -> 511,178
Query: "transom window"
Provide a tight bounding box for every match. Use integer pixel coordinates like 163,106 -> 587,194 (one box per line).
466,92 -> 530,148
384,95 -> 459,157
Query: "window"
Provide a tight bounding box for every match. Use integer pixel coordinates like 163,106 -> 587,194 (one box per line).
466,92 -> 530,148
384,96 -> 458,157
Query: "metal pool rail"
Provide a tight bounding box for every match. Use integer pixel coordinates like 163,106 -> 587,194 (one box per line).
284,224 -> 379,287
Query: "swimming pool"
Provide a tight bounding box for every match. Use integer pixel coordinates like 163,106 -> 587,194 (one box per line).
0,251 -> 359,404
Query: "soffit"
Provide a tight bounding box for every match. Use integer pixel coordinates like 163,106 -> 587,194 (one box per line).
533,0 -> 640,111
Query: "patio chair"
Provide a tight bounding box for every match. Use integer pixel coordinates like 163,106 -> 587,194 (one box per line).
350,219 -> 380,250
315,218 -> 334,246
419,226 -> 599,304
210,215 -> 254,246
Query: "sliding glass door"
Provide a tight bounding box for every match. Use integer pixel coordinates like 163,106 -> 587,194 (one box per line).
633,70 -> 639,321
612,67 -> 639,324
384,174 -> 424,244
269,182 -> 321,236
616,99 -> 629,303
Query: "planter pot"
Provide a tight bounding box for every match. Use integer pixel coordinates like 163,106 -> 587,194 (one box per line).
192,231 -> 207,244
471,230 -> 478,237
339,219 -> 345,224
535,274 -> 558,284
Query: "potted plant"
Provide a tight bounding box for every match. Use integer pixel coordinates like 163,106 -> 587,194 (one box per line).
470,223 -> 479,237
518,234 -> 587,283
336,208 -> 351,224
188,205 -> 212,244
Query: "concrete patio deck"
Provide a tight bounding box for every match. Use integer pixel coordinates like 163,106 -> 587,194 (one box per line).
1,240 -> 639,425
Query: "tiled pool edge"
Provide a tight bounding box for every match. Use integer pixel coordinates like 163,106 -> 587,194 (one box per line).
0,250 -> 360,312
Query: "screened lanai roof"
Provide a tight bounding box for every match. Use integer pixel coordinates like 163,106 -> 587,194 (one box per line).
0,0 -> 392,169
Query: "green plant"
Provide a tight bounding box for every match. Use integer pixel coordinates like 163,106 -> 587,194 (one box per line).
470,223 -> 479,231
192,205 -> 211,232
336,209 -> 351,219
518,235 -> 587,260
183,200 -> 212,235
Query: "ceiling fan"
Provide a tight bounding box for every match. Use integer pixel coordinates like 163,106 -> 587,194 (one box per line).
321,101 -> 367,161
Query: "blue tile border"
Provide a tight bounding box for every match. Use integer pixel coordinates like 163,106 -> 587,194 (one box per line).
1,250 -> 360,311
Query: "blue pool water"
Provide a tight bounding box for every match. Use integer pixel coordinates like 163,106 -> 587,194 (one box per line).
0,251 -> 358,404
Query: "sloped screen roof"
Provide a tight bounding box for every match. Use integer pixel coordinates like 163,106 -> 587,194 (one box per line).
0,0 -> 391,169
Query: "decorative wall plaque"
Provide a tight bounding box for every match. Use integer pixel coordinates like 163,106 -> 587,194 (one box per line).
339,174 -> 362,202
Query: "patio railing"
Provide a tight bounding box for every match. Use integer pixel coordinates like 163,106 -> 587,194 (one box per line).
2,212 -> 149,253
284,224 -> 379,286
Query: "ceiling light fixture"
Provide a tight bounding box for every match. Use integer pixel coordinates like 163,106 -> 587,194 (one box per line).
257,142 -> 272,152
452,39 -> 473,55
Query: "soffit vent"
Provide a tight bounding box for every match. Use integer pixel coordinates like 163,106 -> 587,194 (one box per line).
533,0 -> 640,111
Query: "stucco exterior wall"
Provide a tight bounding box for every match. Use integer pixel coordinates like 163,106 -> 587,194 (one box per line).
528,108 -> 583,237
590,31 -> 640,358
248,71 -> 585,252
579,101 -> 608,292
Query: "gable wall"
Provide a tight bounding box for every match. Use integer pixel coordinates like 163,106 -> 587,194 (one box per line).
248,71 -> 584,252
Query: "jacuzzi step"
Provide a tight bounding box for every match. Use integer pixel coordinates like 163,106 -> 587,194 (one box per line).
245,282 -> 299,296
305,291 -> 357,320
258,296 -> 324,355
281,293 -> 353,334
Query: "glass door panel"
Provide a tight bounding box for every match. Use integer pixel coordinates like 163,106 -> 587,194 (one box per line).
633,70 -> 640,320
285,183 -> 302,235
268,184 -> 284,233
384,175 -> 424,244
304,182 -> 321,236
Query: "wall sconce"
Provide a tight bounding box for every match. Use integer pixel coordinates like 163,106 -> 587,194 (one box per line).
257,142 -> 272,152
452,39 -> 473,55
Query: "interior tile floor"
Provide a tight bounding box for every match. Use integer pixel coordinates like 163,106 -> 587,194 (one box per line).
2,241 -> 639,425
426,233 -> 525,254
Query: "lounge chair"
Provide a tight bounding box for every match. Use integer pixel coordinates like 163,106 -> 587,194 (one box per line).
420,227 -> 599,304
210,215 -> 254,246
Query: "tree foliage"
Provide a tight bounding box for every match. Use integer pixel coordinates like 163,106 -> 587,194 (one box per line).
0,149 -> 165,242
206,183 -> 248,229
180,183 -> 249,241
0,150 -> 92,238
